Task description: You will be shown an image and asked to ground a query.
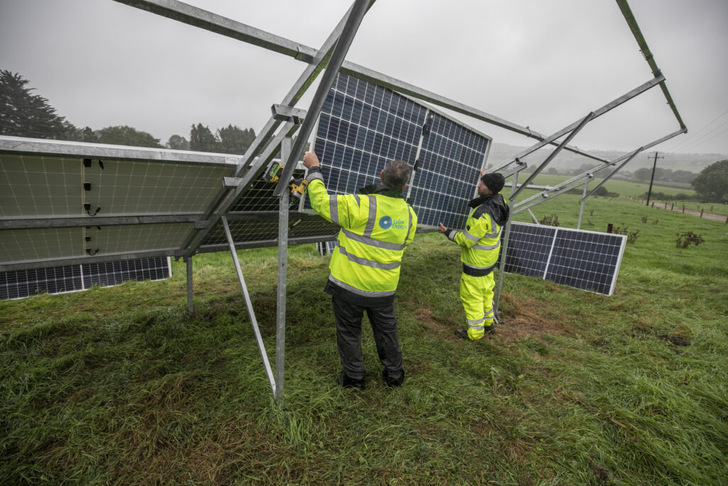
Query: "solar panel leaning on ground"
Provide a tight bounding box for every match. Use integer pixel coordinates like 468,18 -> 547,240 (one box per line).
0,257 -> 172,300
502,222 -> 627,296
311,72 -> 491,229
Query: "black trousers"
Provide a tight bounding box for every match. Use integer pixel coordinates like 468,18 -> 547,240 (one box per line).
331,295 -> 404,382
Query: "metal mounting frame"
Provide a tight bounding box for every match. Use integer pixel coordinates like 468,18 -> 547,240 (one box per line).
2,0 -> 688,403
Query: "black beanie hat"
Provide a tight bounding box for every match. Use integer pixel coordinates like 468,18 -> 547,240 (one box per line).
481,172 -> 505,194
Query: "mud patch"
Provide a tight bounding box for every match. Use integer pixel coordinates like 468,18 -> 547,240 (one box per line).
415,297 -> 572,343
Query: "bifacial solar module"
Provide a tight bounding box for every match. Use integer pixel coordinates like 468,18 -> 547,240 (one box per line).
1,136 -> 344,295
0,257 -> 171,300
503,222 -> 627,295
0,153 -> 233,219
82,257 -> 171,288
312,72 -> 491,230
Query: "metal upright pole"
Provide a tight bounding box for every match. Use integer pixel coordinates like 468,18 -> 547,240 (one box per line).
645,152 -> 662,206
274,137 -> 292,404
185,255 -> 194,314
577,178 -> 590,230
493,171 -> 521,320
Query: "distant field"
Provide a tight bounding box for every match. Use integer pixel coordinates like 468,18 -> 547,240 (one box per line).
521,174 -> 728,217
531,174 -> 694,198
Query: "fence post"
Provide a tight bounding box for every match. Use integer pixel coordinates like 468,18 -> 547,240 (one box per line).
700,209 -> 704,218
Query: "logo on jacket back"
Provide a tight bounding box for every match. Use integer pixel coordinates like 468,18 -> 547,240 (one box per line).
379,216 -> 406,230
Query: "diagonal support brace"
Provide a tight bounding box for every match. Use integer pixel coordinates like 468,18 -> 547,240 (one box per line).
221,215 -> 276,395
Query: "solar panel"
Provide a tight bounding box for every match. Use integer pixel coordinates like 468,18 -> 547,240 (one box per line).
0,265 -> 83,299
0,257 -> 171,300
0,153 -> 233,219
503,222 -> 627,295
82,257 -> 171,288
502,223 -> 557,278
312,72 -> 491,229
0,136 -> 346,299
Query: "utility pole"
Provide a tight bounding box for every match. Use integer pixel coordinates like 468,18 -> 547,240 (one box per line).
646,152 -> 664,206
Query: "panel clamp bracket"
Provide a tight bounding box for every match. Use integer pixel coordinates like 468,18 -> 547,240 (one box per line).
271,104 -> 306,125
223,177 -> 243,188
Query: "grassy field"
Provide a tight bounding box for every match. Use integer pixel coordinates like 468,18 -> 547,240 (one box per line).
1,195 -> 727,485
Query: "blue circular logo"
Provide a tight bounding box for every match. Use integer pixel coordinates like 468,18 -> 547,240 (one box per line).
379,216 -> 392,229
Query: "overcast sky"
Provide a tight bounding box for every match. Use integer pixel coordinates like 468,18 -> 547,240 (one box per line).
1,0 -> 727,156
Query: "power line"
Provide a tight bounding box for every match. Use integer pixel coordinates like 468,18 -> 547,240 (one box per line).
677,118 -> 728,153
665,108 -> 728,153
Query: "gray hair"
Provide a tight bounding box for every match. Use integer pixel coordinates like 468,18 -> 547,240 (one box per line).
381,160 -> 410,189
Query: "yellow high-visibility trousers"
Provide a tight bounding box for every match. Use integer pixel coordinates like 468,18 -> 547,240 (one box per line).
459,272 -> 496,340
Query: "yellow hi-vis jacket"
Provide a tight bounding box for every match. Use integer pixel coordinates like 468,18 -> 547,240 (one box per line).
306,169 -> 417,298
445,194 -> 510,276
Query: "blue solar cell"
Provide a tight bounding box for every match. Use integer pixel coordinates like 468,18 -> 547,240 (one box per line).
335,120 -> 347,145
343,96 -> 354,120
346,124 -> 358,146
345,76 -> 357,97
352,99 -> 363,125
322,92 -> 333,114
326,117 -> 339,142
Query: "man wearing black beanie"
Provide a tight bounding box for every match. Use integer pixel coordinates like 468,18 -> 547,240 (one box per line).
438,171 -> 510,340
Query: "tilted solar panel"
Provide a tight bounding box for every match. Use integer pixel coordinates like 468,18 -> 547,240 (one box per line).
503,222 -> 627,295
312,72 -> 491,230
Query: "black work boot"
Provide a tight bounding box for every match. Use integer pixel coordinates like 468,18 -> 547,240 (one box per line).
382,369 -> 405,387
337,372 -> 365,390
454,329 -> 469,339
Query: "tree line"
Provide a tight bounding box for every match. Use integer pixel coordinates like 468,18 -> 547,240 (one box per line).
1,69 -> 726,203
0,69 -> 255,155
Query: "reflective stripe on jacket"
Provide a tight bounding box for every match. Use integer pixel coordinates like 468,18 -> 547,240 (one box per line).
307,171 -> 417,297
447,202 -> 505,277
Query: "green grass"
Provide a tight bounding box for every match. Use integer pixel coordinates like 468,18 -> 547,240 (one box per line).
2,197 -> 727,485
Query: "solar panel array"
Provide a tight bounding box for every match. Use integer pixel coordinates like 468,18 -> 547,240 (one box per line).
503,222 -> 627,295
0,257 -> 171,300
312,72 -> 491,230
